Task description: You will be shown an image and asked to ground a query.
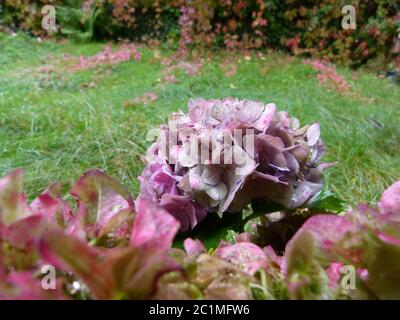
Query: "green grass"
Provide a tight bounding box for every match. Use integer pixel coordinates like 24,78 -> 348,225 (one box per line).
1,33 -> 399,206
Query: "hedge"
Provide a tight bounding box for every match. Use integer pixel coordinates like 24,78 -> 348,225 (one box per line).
1,0 -> 399,67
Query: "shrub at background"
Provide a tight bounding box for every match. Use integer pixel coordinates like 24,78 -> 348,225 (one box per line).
1,0 -> 399,66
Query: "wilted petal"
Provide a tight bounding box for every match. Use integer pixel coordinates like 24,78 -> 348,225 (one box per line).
230,173 -> 293,211
206,183 -> 228,201
236,100 -> 264,124
291,181 -> 323,208
284,151 -> 299,174
140,162 -> 179,203
307,123 -> 320,147
254,103 -> 276,132
159,194 -> 205,231
188,166 -> 207,190
219,168 -> 246,213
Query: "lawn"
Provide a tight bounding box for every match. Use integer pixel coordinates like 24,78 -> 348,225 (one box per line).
0,33 -> 399,206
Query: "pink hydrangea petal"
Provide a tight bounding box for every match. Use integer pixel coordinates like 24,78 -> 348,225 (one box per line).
378,181 -> 400,221
131,196 -> 180,251
184,238 -> 206,256
307,123 -> 320,147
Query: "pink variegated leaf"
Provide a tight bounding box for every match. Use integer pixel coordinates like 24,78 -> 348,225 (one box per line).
64,205 -> 86,240
40,229 -> 179,300
29,194 -> 59,219
39,230 -> 115,299
30,182 -> 72,227
2,215 -> 48,250
0,271 -> 66,300
70,169 -> 134,238
110,245 -> 180,299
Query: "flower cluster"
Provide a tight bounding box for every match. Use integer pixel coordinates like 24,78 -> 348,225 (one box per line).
153,179 -> 400,300
139,98 -> 333,231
